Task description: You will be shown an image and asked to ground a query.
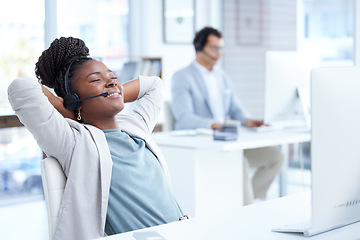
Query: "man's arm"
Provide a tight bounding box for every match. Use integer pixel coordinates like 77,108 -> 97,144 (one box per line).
221,72 -> 253,125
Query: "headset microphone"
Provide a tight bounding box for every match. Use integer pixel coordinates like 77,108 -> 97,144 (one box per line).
64,92 -> 109,110
76,92 -> 109,102
202,50 -> 218,61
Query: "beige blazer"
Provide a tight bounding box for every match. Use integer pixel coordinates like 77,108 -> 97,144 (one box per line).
8,75 -> 170,240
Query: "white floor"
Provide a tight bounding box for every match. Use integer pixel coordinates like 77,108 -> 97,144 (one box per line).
0,167 -> 311,240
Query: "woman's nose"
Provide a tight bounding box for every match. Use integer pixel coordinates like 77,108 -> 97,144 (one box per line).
107,78 -> 118,87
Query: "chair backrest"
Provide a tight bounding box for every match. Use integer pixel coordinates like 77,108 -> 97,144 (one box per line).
41,157 -> 67,240
163,100 -> 174,131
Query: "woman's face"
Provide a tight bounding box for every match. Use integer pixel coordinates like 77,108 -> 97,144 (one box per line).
70,60 -> 124,124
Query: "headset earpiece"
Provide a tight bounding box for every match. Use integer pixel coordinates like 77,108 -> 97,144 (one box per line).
195,33 -> 205,51
63,59 -> 80,111
64,93 -> 81,111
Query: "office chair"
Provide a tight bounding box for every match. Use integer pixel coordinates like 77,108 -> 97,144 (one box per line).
163,100 -> 174,131
41,157 -> 66,240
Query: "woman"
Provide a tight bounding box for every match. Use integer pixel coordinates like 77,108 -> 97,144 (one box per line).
8,37 -> 185,240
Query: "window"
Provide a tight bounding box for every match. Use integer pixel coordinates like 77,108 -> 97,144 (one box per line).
0,0 -> 45,201
301,0 -> 354,66
0,0 -> 45,114
0,0 -> 129,203
57,0 -> 129,72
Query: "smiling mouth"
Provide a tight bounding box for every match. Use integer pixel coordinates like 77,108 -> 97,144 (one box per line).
106,92 -> 121,97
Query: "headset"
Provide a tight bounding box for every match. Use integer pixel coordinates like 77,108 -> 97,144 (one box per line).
195,32 -> 207,51
195,32 -> 219,61
63,58 -> 108,111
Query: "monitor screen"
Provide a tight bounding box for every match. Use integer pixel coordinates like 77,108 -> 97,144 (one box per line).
264,51 -> 316,125
311,66 -> 360,230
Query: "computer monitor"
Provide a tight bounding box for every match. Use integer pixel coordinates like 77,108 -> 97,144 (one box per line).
310,66 -> 360,234
264,51 -> 315,127
273,66 -> 360,236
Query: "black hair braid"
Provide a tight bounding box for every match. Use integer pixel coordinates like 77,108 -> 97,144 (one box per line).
35,37 -> 90,98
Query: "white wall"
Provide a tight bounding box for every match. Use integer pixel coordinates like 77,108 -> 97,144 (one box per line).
130,0 -> 360,120
223,0 -> 297,118
356,0 -> 360,66
131,0 -> 298,119
129,0 -> 222,101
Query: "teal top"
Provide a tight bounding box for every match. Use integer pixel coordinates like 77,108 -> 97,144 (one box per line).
103,129 -> 183,235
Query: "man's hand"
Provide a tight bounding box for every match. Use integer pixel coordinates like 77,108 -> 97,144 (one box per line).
211,122 -> 223,130
41,85 -> 76,120
244,119 -> 264,128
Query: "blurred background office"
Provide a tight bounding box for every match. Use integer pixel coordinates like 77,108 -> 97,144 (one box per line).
0,0 -> 359,239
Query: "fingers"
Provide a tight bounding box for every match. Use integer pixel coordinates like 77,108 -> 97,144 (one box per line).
57,97 -> 64,103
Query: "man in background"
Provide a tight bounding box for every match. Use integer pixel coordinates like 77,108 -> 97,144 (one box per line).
171,26 -> 284,205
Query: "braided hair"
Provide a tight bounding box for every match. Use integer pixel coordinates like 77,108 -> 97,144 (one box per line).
35,37 -> 92,98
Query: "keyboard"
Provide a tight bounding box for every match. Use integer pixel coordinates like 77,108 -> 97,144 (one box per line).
171,128 -> 213,136
250,125 -> 284,133
251,120 -> 309,133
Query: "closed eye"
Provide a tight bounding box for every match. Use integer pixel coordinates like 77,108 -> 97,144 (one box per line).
89,79 -> 101,83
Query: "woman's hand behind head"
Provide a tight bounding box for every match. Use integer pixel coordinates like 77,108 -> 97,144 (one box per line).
41,85 -> 76,120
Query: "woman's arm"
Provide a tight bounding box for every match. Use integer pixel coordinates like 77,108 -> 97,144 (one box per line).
8,77 -> 76,168
119,76 -> 163,133
123,78 -> 140,103
41,85 -> 76,120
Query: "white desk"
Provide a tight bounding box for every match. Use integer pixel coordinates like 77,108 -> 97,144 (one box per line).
97,192 -> 360,239
151,129 -> 310,217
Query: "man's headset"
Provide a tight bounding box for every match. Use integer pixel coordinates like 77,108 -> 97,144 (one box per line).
195,33 -> 218,61
195,32 -> 206,51
63,58 -> 108,111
